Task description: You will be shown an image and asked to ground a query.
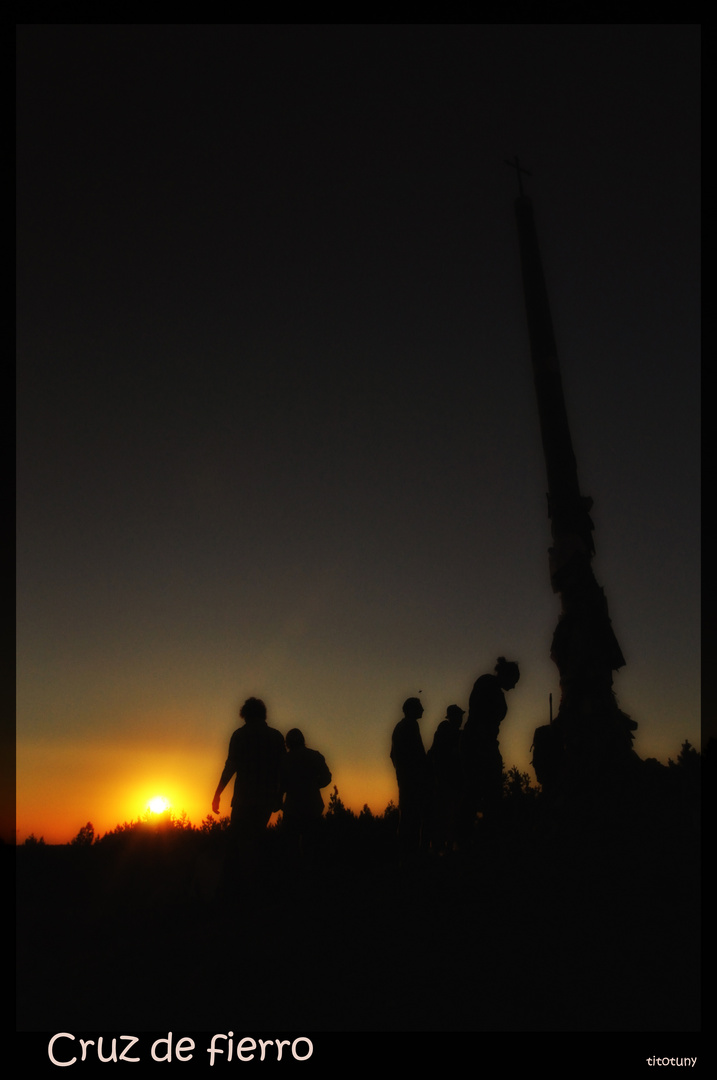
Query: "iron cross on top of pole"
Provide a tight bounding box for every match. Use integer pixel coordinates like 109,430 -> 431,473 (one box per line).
505,156 -> 532,197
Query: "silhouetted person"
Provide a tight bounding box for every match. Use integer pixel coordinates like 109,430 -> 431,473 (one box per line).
390,697 -> 427,855
280,728 -> 332,862
212,697 -> 285,878
426,704 -> 465,854
460,658 -> 520,832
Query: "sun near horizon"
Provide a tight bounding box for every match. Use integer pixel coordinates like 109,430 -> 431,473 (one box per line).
14,747 -> 396,845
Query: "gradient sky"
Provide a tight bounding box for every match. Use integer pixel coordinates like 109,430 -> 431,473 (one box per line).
15,25 -> 701,844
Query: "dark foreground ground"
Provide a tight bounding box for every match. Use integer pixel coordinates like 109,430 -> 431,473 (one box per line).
16,800 -> 700,1036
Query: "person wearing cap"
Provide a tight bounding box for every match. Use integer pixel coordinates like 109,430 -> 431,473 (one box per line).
426,704 -> 465,853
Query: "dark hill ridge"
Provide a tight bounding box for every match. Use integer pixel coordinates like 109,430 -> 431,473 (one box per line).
16,800 -> 700,1033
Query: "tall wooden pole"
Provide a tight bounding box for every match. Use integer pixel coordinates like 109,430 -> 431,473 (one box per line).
509,169 -> 638,801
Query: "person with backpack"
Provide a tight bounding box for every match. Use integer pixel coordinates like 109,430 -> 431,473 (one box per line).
280,728 -> 332,860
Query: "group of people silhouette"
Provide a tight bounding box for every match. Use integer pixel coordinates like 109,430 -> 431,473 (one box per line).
390,657 -> 520,855
212,655 -> 519,873
212,696 -> 332,869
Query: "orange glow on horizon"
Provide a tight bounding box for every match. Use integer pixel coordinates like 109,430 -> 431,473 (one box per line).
15,734 -> 398,845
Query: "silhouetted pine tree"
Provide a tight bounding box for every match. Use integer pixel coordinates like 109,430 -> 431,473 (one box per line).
69,822 -> 95,846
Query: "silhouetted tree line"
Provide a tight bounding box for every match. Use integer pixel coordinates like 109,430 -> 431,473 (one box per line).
21,739 -> 706,854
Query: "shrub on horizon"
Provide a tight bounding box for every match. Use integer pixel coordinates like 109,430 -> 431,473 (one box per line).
69,822 -> 95,846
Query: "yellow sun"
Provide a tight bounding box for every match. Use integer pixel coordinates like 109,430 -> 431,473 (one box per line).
147,795 -> 171,815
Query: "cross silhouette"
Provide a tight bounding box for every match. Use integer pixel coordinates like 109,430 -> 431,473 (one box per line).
505,156 -> 532,197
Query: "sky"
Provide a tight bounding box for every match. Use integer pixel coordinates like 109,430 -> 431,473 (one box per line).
15,24 -> 701,845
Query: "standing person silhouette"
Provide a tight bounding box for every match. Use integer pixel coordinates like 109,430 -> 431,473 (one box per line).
460,658 -> 520,833
426,704 -> 465,854
280,728 -> 332,862
390,697 -> 427,856
212,697 -> 286,878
